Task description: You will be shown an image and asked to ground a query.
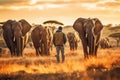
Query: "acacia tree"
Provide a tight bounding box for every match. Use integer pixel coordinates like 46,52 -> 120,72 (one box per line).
43,20 -> 64,27
109,26 -> 120,32
43,20 -> 64,34
109,33 -> 120,47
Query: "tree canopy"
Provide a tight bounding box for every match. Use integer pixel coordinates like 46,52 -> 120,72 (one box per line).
108,26 -> 120,31
43,20 -> 64,25
109,33 -> 120,38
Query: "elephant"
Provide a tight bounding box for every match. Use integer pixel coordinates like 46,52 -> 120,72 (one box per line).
44,26 -> 54,51
2,19 -> 32,57
67,32 -> 78,51
73,17 -> 103,58
99,37 -> 111,49
31,25 -> 51,56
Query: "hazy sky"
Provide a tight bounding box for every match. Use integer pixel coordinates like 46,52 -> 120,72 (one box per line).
0,0 -> 120,25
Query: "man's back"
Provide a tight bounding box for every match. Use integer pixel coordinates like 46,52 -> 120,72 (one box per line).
54,31 -> 64,46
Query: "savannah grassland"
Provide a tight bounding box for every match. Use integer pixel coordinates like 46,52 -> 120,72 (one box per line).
0,25 -> 120,80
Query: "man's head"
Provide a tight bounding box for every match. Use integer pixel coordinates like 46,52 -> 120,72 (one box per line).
58,26 -> 62,30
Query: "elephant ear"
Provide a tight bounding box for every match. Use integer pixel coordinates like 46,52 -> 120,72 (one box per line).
2,20 -> 13,30
73,18 -> 87,32
19,19 -> 32,36
92,18 -> 103,35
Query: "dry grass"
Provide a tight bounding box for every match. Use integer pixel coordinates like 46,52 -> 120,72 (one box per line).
0,48 -> 120,80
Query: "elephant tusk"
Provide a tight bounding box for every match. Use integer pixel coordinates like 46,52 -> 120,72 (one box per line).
13,36 -> 15,42
92,20 -> 96,38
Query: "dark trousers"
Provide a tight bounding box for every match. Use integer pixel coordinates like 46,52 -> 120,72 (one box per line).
56,46 -> 65,63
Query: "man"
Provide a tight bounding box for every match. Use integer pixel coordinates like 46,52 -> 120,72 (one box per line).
53,26 -> 67,63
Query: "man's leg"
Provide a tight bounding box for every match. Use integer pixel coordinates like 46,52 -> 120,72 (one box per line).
56,46 -> 60,63
61,46 -> 65,62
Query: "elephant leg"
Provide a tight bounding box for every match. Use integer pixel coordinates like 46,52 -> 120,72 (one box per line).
76,42 -> 78,50
74,42 -> 77,50
82,42 -> 88,58
39,43 -> 45,56
69,42 -> 72,51
10,42 -> 16,56
73,43 -> 75,50
38,47 -> 42,56
9,42 -> 15,56
87,35 -> 95,57
17,38 -> 22,56
10,46 -> 15,57
94,44 -> 99,57
47,48 -> 50,56
35,48 -> 39,56
71,43 -> 74,51
88,43 -> 95,57
3,34 -> 15,56
72,43 -> 74,51
94,34 -> 100,57
81,37 -> 88,58
75,42 -> 77,50
34,45 -> 40,56
43,41 -> 49,55
70,43 -> 72,50
20,38 -> 24,56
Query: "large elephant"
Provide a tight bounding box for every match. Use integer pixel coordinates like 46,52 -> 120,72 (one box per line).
2,19 -> 31,56
31,25 -> 50,56
67,32 -> 78,51
73,17 -> 103,58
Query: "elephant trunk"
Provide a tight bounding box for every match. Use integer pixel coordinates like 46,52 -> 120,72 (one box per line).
88,31 -> 95,56
91,20 -> 97,56
16,37 -> 23,56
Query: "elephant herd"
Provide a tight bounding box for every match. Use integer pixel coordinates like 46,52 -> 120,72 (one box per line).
1,17 -> 104,59
1,19 -> 54,57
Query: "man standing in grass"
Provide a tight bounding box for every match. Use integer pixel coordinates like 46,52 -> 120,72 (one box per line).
53,26 -> 67,63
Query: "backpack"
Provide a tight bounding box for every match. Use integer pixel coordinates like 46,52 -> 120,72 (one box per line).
54,32 -> 64,46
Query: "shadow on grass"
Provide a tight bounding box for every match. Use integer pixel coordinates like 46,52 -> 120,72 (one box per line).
0,68 -> 120,80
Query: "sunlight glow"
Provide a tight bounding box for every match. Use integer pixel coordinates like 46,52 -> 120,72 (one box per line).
81,3 -> 97,10
45,3 -> 65,9
99,0 -> 116,3
0,6 -> 3,9
0,0 -> 120,25
9,6 -> 30,10
30,0 -> 38,5
35,5 -> 44,10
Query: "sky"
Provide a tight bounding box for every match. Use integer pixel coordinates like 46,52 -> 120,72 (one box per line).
0,0 -> 120,26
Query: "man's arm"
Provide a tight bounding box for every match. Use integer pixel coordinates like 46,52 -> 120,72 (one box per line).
63,33 -> 67,44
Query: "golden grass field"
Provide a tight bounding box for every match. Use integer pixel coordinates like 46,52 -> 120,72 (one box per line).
0,47 -> 120,80
0,26 -> 120,80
